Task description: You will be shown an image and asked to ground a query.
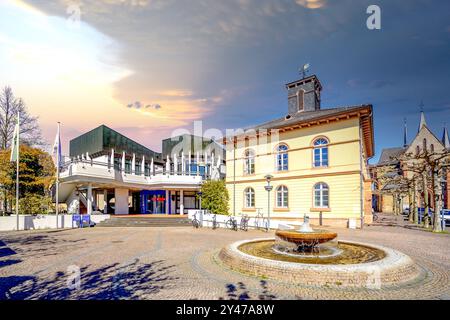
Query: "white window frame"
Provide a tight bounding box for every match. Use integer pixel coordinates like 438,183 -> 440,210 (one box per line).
244,149 -> 255,175
276,144 -> 289,172
314,182 -> 329,208
276,185 -> 288,208
244,187 -> 255,208
313,138 -> 329,168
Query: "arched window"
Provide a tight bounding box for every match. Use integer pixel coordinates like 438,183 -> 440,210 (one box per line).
244,187 -> 255,208
276,185 -> 288,208
276,144 -> 289,171
313,138 -> 329,167
423,138 -> 427,151
416,145 -> 420,156
430,144 -> 434,153
314,182 -> 329,208
244,149 -> 255,175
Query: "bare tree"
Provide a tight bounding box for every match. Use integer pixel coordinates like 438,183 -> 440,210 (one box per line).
401,149 -> 449,232
375,146 -> 449,232
0,86 -> 43,149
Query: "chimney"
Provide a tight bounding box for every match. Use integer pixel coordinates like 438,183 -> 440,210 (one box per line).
286,75 -> 322,115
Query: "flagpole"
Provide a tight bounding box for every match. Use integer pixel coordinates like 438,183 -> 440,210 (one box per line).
56,122 -> 60,229
16,111 -> 19,231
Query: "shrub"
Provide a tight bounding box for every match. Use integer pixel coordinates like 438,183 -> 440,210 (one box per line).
198,180 -> 229,215
18,194 -> 53,215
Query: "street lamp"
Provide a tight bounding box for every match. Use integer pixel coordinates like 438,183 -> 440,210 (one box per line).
197,190 -> 203,227
439,176 -> 446,231
264,174 -> 273,230
198,191 -> 203,212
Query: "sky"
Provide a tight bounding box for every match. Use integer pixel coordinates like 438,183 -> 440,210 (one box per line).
0,0 -> 449,163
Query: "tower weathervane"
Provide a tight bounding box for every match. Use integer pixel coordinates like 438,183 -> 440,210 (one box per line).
299,63 -> 310,79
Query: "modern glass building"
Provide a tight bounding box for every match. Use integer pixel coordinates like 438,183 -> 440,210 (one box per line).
59,125 -> 225,215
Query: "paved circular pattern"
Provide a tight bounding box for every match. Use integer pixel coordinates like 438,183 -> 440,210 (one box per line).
0,219 -> 449,300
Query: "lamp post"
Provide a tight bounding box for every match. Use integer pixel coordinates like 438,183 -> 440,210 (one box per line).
439,176 -> 446,231
264,174 -> 273,230
197,190 -> 203,227
198,191 -> 202,212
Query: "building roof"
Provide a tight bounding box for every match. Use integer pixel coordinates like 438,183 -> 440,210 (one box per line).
70,125 -> 163,162
162,134 -> 225,160
243,105 -> 368,131
377,147 -> 405,165
442,127 -> 450,149
224,104 -> 374,158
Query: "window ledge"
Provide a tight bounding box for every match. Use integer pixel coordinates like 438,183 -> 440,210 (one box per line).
242,208 -> 257,212
273,208 -> 290,212
310,208 -> 331,212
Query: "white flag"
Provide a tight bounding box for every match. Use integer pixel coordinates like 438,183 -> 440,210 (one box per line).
10,123 -> 19,162
52,123 -> 62,168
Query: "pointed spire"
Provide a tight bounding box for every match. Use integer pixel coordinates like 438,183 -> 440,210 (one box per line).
442,124 -> 450,149
418,102 -> 427,132
403,118 -> 408,148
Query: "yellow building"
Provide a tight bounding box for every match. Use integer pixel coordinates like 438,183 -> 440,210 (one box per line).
223,75 -> 374,228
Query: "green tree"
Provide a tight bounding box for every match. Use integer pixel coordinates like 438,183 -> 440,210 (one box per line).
199,180 -> 229,215
19,193 -> 54,215
0,145 -> 55,215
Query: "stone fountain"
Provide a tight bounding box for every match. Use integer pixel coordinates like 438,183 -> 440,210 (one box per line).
275,215 -> 337,253
217,214 -> 422,288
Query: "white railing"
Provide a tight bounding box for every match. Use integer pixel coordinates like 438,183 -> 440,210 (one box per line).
60,159 -> 206,186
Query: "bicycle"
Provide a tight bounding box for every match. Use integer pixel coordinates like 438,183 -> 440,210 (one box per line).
261,217 -> 269,232
192,212 -> 200,229
240,214 -> 250,231
373,211 -> 379,222
255,209 -> 269,231
226,215 -> 238,231
254,208 -> 264,230
212,214 -> 220,230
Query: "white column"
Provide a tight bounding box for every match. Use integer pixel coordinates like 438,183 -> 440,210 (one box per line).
181,152 -> 185,174
114,188 -> 129,215
196,152 -> 200,176
151,157 -> 154,176
180,189 -> 184,215
110,148 -> 114,168
121,151 -> 126,173
165,190 -> 169,214
174,154 -> 178,174
188,151 -> 191,175
141,155 -> 145,176
87,183 -> 93,215
132,153 -> 136,174
103,189 -> 108,214
166,155 -> 170,174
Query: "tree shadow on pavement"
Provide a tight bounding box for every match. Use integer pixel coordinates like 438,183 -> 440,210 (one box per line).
0,234 -> 87,258
0,259 -> 178,300
219,280 -> 277,300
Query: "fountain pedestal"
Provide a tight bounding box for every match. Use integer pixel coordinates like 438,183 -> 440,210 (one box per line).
275,215 -> 337,252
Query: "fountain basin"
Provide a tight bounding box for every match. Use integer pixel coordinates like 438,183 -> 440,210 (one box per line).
275,229 -> 337,246
218,238 -> 423,288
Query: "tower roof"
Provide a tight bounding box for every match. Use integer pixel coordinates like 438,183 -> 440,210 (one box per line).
442,126 -> 450,149
403,118 -> 408,147
418,111 -> 427,132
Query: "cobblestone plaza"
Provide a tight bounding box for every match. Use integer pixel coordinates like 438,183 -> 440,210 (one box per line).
0,218 -> 449,300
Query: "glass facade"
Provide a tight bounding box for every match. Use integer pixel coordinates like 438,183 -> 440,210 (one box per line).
140,190 -> 166,214
70,125 -> 162,163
